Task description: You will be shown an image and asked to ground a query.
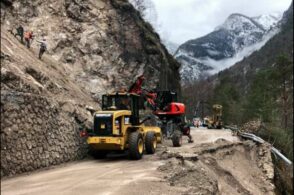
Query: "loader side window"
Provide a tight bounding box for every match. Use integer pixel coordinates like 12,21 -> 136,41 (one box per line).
115,117 -> 122,135
124,116 -> 130,125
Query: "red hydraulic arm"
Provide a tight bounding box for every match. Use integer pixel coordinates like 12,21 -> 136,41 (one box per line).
128,74 -> 185,116
128,75 -> 146,95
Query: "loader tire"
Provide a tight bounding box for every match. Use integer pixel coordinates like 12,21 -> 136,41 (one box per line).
172,130 -> 182,147
145,131 -> 157,154
129,131 -> 144,160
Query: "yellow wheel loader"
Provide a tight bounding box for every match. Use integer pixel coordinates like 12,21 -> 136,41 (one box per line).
82,93 -> 162,160
206,104 -> 223,129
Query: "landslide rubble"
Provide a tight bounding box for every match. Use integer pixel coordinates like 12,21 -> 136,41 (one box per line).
158,139 -> 275,195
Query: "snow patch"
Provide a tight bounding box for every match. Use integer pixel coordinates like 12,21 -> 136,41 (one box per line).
206,28 -> 280,74
207,49 -> 221,56
252,13 -> 282,31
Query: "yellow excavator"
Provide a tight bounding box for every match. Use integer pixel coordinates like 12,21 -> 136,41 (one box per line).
80,93 -> 162,160
205,104 -> 223,129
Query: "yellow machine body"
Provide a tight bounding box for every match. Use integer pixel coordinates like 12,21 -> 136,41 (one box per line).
87,110 -> 162,151
206,104 -> 223,129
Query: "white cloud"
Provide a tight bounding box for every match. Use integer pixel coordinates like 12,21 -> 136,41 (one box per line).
152,0 -> 292,44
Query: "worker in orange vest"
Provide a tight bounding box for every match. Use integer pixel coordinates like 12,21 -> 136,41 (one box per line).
24,31 -> 34,48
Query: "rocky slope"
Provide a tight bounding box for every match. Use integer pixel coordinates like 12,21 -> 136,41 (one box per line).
1,0 -> 180,95
0,0 -> 180,177
176,12 -> 282,83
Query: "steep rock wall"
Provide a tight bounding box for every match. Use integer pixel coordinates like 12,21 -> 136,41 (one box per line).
0,0 -> 181,177
1,91 -> 88,177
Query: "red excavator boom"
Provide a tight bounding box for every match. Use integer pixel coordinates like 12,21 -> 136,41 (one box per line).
128,75 -> 190,147
128,75 -> 185,117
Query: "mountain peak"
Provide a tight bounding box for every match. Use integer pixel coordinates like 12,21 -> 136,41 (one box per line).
217,13 -> 265,32
176,12 -> 282,83
228,13 -> 248,19
252,13 -> 282,31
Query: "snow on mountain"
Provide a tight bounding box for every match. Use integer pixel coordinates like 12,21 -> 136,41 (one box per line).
175,13 -> 282,83
252,13 -> 282,31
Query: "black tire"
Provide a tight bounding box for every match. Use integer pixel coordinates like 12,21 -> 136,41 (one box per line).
145,131 -> 157,154
172,130 -> 182,147
129,131 -> 144,160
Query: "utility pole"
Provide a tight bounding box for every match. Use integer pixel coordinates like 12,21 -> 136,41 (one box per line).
201,101 -> 204,119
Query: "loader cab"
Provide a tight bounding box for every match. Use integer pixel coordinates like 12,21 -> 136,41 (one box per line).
102,93 -> 140,125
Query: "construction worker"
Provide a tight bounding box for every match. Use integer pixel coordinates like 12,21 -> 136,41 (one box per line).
174,117 -> 193,143
182,123 -> 194,143
24,31 -> 34,48
37,38 -> 47,59
14,25 -> 24,43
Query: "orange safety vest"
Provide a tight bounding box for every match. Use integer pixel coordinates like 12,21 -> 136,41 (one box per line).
24,31 -> 33,39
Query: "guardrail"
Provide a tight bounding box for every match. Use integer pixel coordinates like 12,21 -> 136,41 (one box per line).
225,126 -> 292,166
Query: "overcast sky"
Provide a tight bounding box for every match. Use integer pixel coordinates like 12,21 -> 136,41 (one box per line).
151,0 -> 292,44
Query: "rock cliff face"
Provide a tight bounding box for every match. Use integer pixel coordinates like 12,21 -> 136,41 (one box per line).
1,0 -> 180,94
0,0 -> 180,177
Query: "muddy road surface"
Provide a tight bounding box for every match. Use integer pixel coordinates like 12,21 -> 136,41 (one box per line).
1,128 -> 274,195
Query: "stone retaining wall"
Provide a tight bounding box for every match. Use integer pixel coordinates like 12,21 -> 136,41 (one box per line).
1,91 -> 89,177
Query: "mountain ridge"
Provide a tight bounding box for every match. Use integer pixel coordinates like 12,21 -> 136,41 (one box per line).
176,12 -> 282,83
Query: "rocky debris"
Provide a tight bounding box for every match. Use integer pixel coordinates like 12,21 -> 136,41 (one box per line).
158,157 -> 219,195
240,119 -> 262,134
158,139 -> 276,195
257,143 -> 275,181
159,150 -> 199,161
191,139 -> 243,155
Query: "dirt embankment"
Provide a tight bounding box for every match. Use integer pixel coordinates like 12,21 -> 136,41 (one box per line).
158,129 -> 276,195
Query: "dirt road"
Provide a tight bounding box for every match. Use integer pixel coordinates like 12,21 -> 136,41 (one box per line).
1,128 -> 273,195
